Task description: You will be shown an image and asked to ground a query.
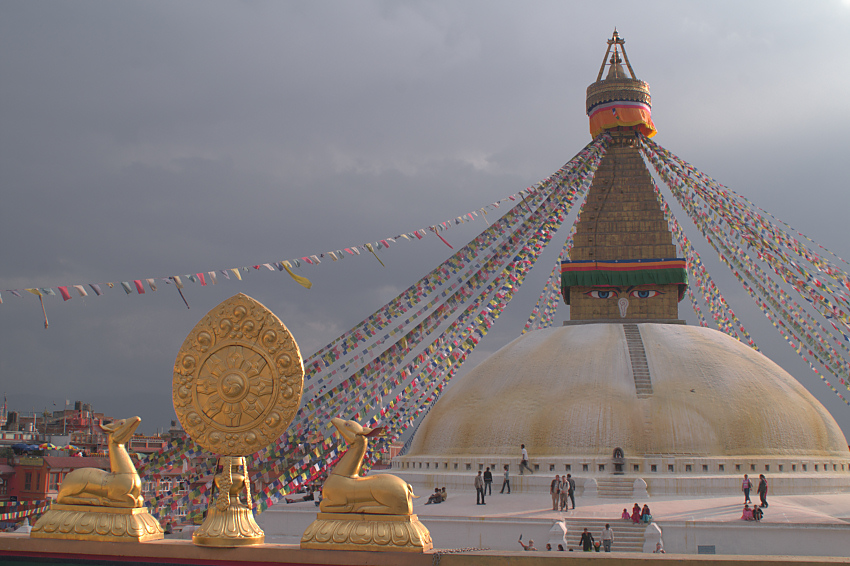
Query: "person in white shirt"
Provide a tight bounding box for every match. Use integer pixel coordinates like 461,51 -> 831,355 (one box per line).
520,444 -> 533,475
601,523 -> 614,552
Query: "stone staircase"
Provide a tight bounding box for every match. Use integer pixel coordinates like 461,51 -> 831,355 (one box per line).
595,477 -> 635,498
558,518 -> 646,553
623,324 -> 653,397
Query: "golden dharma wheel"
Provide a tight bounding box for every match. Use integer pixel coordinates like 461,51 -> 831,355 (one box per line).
172,293 -> 304,456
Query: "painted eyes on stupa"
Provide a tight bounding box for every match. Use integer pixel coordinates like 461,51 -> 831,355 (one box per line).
585,289 -> 663,299
586,290 -> 618,299
630,290 -> 663,298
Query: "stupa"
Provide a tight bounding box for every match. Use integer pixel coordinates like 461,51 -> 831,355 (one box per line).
394,31 -> 850,496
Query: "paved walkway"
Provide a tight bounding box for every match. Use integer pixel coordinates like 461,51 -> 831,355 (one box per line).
407,489 -> 850,525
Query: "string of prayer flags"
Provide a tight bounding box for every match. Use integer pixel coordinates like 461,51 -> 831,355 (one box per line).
140,136 -> 608,521
639,134 -> 850,405
6,164 -> 611,314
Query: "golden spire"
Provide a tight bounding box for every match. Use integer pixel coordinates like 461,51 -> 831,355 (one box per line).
595,29 -> 638,82
586,29 -> 656,139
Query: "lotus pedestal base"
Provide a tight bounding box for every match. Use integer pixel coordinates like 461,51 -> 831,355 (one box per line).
301,512 -> 432,552
192,502 -> 264,547
30,504 -> 164,542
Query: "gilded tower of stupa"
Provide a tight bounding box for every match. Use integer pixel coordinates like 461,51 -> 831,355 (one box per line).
396,31 -> 850,495
564,30 -> 687,322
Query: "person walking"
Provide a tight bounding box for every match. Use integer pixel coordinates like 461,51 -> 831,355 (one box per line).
475,470 -> 486,505
579,528 -> 594,552
600,523 -> 614,552
757,474 -> 768,508
500,464 -> 511,494
566,473 -> 576,510
550,474 -> 561,510
483,466 -> 493,496
519,444 -> 533,474
742,474 -> 753,504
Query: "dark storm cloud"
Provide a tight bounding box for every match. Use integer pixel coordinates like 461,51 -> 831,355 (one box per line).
1,1 -> 849,436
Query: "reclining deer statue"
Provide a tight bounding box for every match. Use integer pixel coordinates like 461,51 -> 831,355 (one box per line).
320,418 -> 417,515
57,416 -> 144,508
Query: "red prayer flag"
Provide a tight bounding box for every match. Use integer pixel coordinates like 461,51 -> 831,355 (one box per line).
57,286 -> 72,301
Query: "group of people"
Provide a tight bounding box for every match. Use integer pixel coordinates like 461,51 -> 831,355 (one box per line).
472,464 -> 514,504
425,487 -> 448,505
742,473 -> 769,507
285,486 -> 319,504
517,524 -> 615,552
578,525 -> 615,552
741,503 -> 763,521
622,503 -> 651,523
740,473 -> 768,521
549,474 -> 577,511
472,444 -> 531,502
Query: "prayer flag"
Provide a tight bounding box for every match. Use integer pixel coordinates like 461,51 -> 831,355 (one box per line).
282,261 -> 312,290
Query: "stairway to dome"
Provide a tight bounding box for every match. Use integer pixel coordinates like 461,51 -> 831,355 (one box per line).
595,477 -> 636,498
623,324 -> 653,397
558,518 -> 647,552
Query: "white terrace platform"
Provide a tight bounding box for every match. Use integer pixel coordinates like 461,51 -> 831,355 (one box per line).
256,489 -> 850,557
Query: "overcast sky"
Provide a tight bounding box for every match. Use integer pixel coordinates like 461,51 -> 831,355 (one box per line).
2,1 -> 849,439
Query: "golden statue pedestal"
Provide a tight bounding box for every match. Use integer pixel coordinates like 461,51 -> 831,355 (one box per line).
30,504 -> 163,543
301,512 -> 433,552
191,501 -> 264,547
192,455 -> 264,547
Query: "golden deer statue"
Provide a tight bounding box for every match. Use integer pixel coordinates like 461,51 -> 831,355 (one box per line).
32,415 -> 162,542
320,417 -> 417,515
57,416 -> 144,507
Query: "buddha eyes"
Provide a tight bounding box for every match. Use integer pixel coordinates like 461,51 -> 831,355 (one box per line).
586,290 -> 618,299
585,289 -> 663,299
630,290 -> 662,298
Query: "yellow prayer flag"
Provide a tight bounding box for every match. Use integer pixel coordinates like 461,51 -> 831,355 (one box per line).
282,261 -> 312,289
